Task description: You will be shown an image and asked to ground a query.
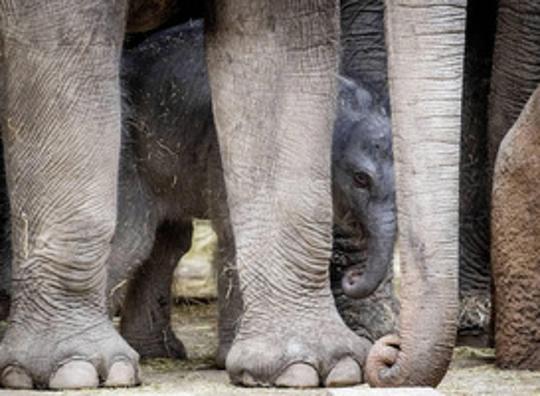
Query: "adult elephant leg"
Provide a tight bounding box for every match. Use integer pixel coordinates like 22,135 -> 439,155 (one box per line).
487,1 -> 540,169
206,0 -> 371,388
0,1 -> 139,389
486,0 -> 540,356
492,87 -> 540,370
340,0 -> 388,95
457,0 -> 497,347
366,0 -> 465,387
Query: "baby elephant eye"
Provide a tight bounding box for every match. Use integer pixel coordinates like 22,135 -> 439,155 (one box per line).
353,171 -> 371,190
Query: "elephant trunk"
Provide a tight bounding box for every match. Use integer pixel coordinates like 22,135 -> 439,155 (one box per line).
366,0 -> 465,387
342,210 -> 396,299
341,251 -> 388,299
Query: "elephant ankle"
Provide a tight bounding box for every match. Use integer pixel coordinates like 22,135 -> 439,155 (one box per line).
123,326 -> 186,359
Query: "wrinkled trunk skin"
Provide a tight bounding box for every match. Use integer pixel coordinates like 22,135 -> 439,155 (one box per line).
366,0 -> 464,387
457,0 -> 497,347
492,86 -> 540,370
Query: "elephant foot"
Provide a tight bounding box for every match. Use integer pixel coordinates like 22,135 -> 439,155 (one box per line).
0,319 -> 140,389
226,316 -> 371,387
124,325 -> 186,360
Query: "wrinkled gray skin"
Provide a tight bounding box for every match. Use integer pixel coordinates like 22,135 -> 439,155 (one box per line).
341,0 -> 535,351
0,0 -> 465,390
118,22 -> 397,358
366,0 -> 463,387
0,0 -> 372,390
0,17 -> 397,344
0,15 -> 398,347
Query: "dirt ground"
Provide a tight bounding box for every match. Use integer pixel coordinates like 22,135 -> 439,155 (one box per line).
0,301 -> 539,396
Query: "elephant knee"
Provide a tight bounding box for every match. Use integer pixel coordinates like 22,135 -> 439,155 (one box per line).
29,208 -> 116,267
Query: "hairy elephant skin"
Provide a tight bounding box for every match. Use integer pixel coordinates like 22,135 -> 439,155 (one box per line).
0,0 -> 371,389
488,0 -> 540,369
492,87 -> 540,370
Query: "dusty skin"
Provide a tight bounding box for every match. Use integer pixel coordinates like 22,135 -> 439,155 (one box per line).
0,302 -> 538,396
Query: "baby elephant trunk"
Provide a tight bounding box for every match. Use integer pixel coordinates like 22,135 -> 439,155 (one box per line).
341,250 -> 390,299
341,217 -> 395,299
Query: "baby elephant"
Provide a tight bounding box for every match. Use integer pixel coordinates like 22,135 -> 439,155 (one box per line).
330,78 -> 398,341
332,77 -> 396,300
0,20 -> 397,359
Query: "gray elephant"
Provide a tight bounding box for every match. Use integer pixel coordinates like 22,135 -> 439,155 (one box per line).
492,86 -> 540,370
456,0 -> 540,352
0,7 -> 399,358
340,0 -> 493,349
0,0 -> 474,390
0,18 -> 398,347
0,0 -> 399,341
330,77 -> 397,341
359,0 -> 540,378
1,1 -> 369,389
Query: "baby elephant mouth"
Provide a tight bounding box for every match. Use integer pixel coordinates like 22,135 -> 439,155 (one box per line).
332,222 -> 385,299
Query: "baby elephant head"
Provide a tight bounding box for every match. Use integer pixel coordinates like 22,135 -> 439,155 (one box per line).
332,76 -> 396,299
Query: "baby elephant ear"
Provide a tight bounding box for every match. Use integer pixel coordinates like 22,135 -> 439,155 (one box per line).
336,75 -> 374,118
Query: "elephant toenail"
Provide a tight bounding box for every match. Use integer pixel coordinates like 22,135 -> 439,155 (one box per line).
1,366 -> 33,389
105,359 -> 140,387
239,371 -> 259,387
275,363 -> 319,388
324,357 -> 362,387
49,360 -> 99,389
